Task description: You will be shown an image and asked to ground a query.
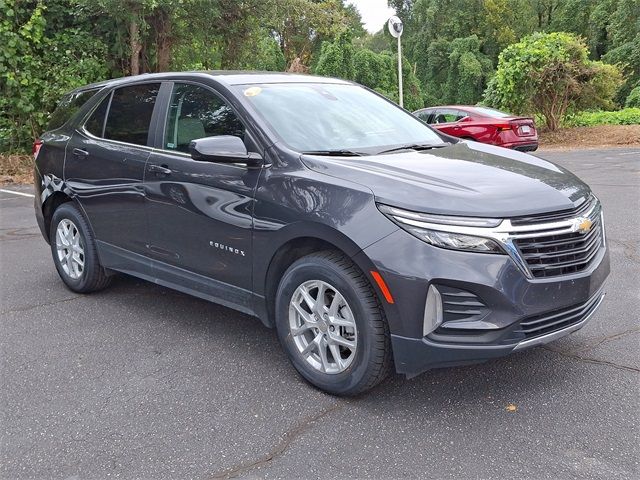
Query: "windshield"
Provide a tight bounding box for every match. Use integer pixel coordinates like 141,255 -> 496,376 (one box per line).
236,83 -> 445,153
473,106 -> 512,118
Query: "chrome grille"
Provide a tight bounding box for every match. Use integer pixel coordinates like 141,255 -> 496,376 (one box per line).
513,209 -> 604,278
510,195 -> 596,226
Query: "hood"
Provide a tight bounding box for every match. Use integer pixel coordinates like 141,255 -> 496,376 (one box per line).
301,141 -> 591,218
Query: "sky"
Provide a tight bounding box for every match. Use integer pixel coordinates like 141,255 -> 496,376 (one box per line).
347,0 -> 396,33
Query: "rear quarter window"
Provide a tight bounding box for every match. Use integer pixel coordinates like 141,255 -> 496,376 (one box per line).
84,94 -> 111,137
416,110 -> 434,123
47,89 -> 99,131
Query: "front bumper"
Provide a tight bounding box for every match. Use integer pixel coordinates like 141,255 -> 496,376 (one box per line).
361,227 -> 610,377
390,289 -> 604,377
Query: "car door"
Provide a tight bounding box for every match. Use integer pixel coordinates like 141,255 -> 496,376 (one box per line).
144,81 -> 263,297
432,108 -> 466,137
65,82 -> 161,255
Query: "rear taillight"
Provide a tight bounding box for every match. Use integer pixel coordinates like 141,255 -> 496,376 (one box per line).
33,139 -> 43,158
496,124 -> 512,132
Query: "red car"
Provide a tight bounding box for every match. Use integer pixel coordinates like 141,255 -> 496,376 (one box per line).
413,105 -> 538,151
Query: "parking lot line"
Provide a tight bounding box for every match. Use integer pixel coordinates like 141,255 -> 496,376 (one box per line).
0,188 -> 35,198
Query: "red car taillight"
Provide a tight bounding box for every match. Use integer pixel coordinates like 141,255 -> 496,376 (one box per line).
33,139 -> 43,158
496,123 -> 512,132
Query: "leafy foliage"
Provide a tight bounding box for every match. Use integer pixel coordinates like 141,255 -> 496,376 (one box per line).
1,0 -> 108,151
314,32 -> 356,80
420,35 -> 493,106
484,32 -> 624,130
564,107 -> 640,126
626,85 -> 640,107
1,0 -> 637,152
315,34 -> 423,111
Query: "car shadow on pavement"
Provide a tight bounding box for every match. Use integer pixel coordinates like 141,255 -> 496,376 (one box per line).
100,273 -> 590,413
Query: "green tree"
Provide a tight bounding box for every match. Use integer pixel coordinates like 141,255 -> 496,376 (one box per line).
602,0 -> 640,103
352,48 -> 423,110
626,84 -> 640,107
1,0 -> 108,151
314,31 -> 356,79
419,35 -> 493,106
484,32 -> 624,130
251,36 -> 287,71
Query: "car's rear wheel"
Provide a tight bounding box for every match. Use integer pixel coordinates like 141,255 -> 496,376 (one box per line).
50,203 -> 111,293
275,251 -> 392,396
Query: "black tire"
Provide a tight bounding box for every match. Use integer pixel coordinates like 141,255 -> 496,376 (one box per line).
49,202 -> 111,293
275,250 -> 392,396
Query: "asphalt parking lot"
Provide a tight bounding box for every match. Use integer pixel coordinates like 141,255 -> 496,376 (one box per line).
1,147 -> 639,479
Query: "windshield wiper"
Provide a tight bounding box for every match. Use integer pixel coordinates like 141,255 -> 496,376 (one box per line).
301,149 -> 366,157
376,143 -> 448,155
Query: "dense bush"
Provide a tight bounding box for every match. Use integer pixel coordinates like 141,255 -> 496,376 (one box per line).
625,86 -> 640,108
0,1 -> 108,152
484,32 -> 624,130
564,108 -> 640,127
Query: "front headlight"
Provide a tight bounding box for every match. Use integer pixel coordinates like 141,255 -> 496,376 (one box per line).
378,204 -> 505,254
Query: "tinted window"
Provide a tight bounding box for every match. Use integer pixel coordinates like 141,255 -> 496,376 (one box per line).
84,94 -> 111,137
164,83 -> 245,152
104,83 -> 160,145
47,89 -> 98,130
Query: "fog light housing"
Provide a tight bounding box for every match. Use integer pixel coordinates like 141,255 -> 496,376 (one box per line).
423,285 -> 443,336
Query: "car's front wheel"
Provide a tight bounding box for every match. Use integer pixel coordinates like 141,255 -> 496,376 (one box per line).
275,251 -> 392,396
50,202 -> 111,293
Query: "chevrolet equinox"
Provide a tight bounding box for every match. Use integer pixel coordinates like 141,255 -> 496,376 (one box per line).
34,72 -> 610,395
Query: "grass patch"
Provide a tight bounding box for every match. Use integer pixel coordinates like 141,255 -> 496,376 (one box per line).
564,108 -> 640,127
1,154 -> 34,184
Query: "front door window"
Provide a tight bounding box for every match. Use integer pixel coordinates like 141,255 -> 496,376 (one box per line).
164,84 -> 245,153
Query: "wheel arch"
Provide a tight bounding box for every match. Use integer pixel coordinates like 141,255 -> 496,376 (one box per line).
42,191 -> 74,242
259,228 -> 387,329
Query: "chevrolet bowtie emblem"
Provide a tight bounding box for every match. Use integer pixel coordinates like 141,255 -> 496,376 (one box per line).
574,217 -> 593,234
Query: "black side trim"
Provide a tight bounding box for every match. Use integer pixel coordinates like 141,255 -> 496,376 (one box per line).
97,241 -> 259,318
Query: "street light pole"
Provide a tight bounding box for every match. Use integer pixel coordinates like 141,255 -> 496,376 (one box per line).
397,34 -> 403,108
388,15 -> 404,108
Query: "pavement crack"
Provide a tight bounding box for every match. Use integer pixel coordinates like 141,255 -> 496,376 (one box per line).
542,346 -> 639,373
0,295 -> 82,315
210,401 -> 344,479
568,327 -> 640,354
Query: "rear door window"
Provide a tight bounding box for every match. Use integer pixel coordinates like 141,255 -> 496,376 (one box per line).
104,83 -> 161,146
47,89 -> 99,131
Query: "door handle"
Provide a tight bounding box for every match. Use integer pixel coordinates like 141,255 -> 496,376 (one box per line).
149,164 -> 172,175
73,148 -> 90,157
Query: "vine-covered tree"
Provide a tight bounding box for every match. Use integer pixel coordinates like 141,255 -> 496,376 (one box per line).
1,0 -> 636,152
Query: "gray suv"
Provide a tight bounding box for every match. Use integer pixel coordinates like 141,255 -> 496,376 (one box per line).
34,72 -> 609,395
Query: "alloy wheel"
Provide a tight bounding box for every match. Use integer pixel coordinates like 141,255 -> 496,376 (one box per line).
55,219 -> 85,279
288,280 -> 358,374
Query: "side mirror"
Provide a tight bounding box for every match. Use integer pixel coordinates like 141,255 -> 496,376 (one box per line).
189,135 -> 263,168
